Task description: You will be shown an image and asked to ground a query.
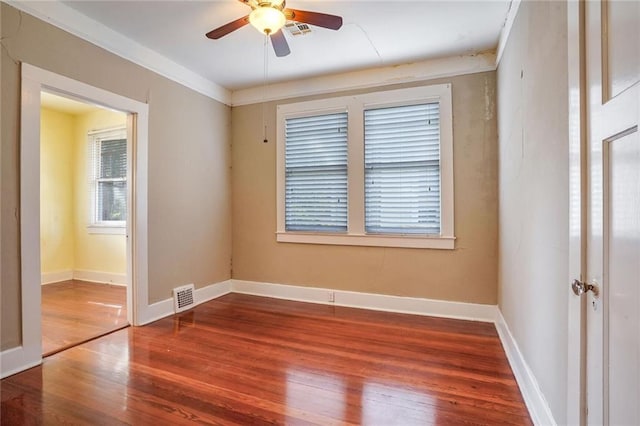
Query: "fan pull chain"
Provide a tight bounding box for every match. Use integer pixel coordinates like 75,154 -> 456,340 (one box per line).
262,33 -> 269,143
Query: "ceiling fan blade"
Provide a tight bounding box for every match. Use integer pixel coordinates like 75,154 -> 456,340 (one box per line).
270,31 -> 291,57
285,9 -> 343,30
206,15 -> 250,39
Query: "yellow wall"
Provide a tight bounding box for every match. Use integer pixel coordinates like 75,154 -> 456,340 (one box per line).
40,106 -> 128,279
73,109 -> 127,275
40,108 -> 75,274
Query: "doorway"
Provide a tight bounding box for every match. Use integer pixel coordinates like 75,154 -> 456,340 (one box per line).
40,92 -> 129,356
9,63 -> 151,376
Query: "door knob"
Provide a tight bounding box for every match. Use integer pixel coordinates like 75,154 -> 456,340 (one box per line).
571,279 -> 599,297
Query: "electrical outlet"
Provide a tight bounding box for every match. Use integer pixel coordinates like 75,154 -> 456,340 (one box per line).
328,291 -> 335,303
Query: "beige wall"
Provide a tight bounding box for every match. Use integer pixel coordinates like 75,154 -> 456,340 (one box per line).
497,1 -> 569,422
40,108 -> 76,274
232,72 -> 498,304
1,3 -> 232,350
73,109 -> 127,275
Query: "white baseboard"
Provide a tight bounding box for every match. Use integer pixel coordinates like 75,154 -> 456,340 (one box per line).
232,279 -> 334,306
231,279 -> 498,323
41,270 -> 73,285
0,346 -> 42,379
195,279 -> 233,305
136,298 -> 174,326
136,279 -> 233,326
139,279 -> 497,325
73,270 -> 127,286
40,269 -> 127,286
495,310 -> 556,426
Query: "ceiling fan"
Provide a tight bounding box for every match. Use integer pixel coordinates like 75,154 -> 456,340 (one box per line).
205,0 -> 343,57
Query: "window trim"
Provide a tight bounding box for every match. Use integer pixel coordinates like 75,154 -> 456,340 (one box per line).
88,126 -> 127,230
276,84 -> 455,250
87,225 -> 127,235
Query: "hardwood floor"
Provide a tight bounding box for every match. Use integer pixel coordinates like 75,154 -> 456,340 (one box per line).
3,293 -> 531,425
41,280 -> 128,356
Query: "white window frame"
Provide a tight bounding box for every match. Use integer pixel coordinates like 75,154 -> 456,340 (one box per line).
276,84 -> 455,249
88,126 -> 127,234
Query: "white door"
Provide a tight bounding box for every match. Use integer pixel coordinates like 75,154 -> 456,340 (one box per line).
583,1 -> 640,424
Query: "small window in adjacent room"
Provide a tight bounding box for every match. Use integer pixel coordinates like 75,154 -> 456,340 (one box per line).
88,127 -> 127,233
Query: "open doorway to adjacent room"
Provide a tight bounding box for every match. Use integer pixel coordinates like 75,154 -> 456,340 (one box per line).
40,91 -> 129,356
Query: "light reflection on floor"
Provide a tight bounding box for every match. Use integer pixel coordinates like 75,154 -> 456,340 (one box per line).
286,368 -> 434,425
362,381 -> 435,425
286,368 -> 346,424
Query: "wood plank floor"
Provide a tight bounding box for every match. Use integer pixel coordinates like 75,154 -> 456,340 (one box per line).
3,293 -> 531,425
41,280 -> 128,356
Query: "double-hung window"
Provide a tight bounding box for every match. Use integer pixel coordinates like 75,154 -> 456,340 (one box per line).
88,127 -> 127,233
277,84 -> 454,249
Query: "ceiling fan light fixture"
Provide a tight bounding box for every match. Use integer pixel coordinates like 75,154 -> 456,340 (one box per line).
249,6 -> 286,35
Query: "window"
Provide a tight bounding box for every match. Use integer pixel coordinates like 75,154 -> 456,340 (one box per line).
364,103 -> 441,235
277,85 -> 454,249
89,128 -> 127,232
285,112 -> 348,232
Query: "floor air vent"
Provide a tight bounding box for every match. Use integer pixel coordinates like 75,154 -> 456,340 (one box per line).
173,284 -> 195,313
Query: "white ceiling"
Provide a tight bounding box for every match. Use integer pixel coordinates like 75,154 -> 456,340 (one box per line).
56,0 -> 511,91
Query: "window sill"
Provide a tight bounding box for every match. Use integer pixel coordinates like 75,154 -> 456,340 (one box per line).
276,232 -> 455,250
87,225 -> 126,235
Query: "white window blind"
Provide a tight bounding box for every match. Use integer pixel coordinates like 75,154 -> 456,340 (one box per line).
89,129 -> 127,225
285,112 -> 348,232
364,103 -> 441,235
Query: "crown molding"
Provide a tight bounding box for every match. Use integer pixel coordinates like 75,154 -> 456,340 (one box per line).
496,0 -> 522,65
5,0 -> 502,107
4,0 -> 232,105
230,52 -> 497,106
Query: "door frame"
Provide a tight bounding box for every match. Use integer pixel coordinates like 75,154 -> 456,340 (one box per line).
15,63 -> 149,371
567,0 -> 587,424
